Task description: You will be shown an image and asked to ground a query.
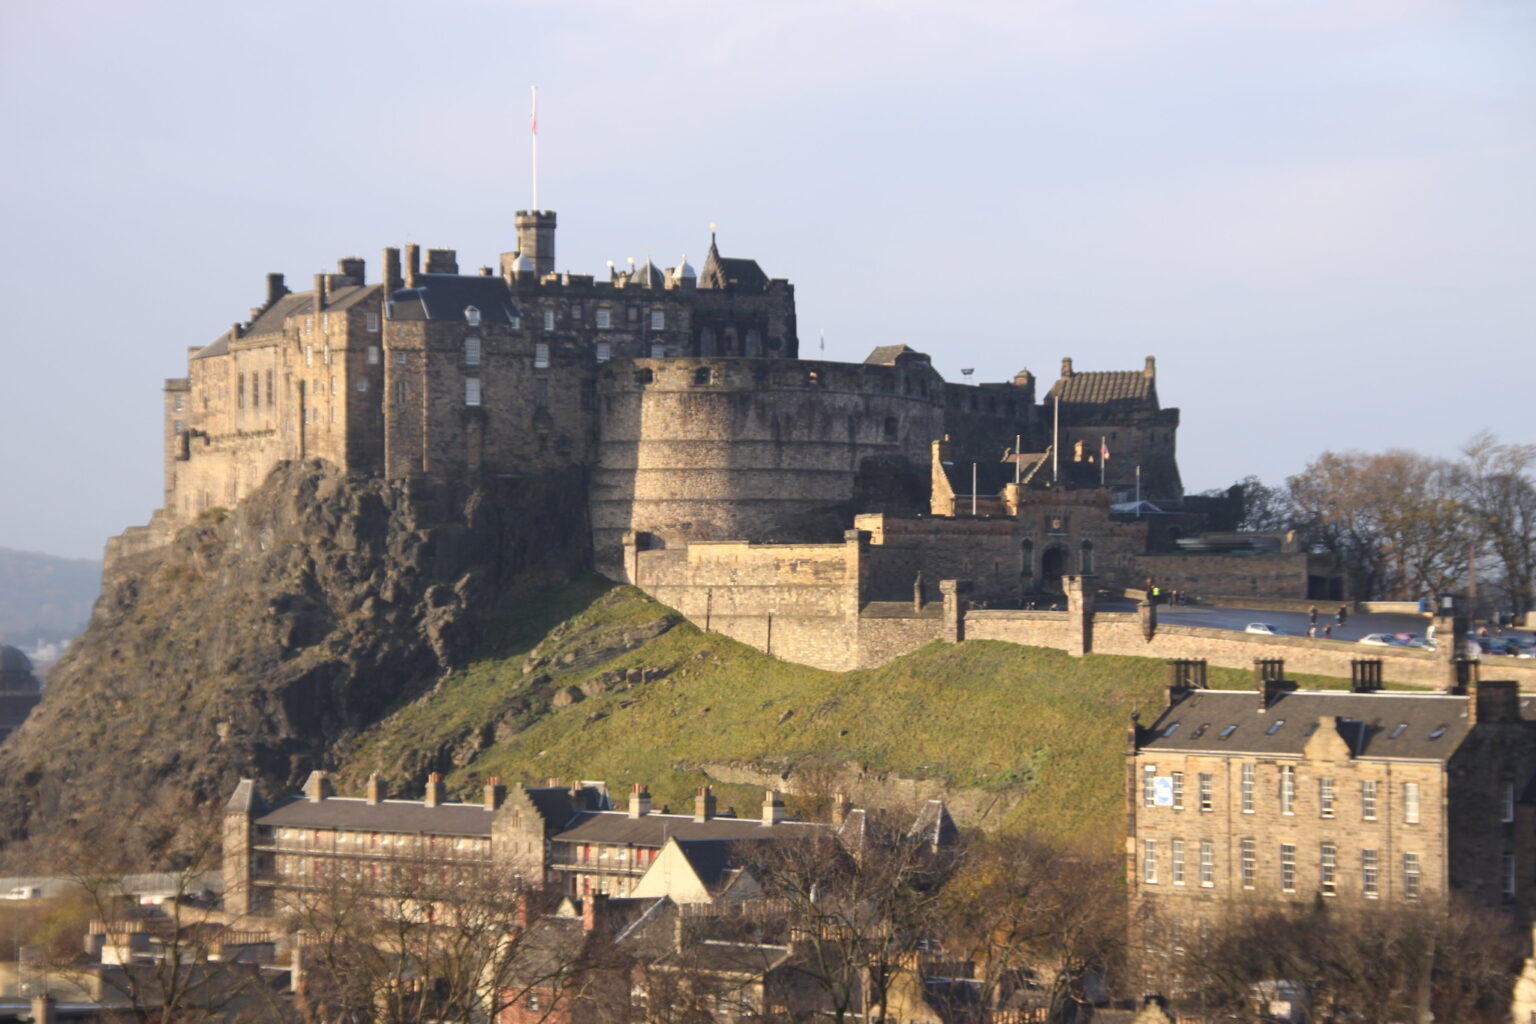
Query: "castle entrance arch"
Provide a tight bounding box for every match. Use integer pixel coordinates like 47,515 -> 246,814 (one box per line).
1041,545 -> 1069,593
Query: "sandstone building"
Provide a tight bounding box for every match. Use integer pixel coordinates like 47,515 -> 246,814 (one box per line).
1127,664 -> 1536,981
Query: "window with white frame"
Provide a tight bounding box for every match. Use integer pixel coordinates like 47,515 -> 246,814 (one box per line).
1241,763 -> 1255,813
1142,839 -> 1157,884
534,343 -> 550,369
1280,765 -> 1296,815
1403,852 -> 1421,899
543,309 -> 555,332
1502,780 -> 1516,823
367,345 -> 380,365
1171,771 -> 1184,810
1320,777 -> 1336,818
330,376 -> 338,396
1279,843 -> 1296,892
1171,839 -> 1185,885
395,379 -> 408,402
464,377 -> 481,406
323,343 -> 331,365
595,341 -> 611,363
304,315 -> 313,335
465,306 -> 481,326
305,345 -> 314,367
1403,782 -> 1420,824
1362,849 -> 1379,897
650,309 -> 665,331
1142,765 -> 1157,808
464,337 -> 481,366
367,312 -> 380,332
1199,840 -> 1214,887
1320,842 -> 1337,894
356,378 -> 369,393
1239,838 -> 1255,888
1199,773 -> 1213,812
596,308 -> 612,329
1362,780 -> 1378,821
1505,852 -> 1517,897
173,393 -> 184,412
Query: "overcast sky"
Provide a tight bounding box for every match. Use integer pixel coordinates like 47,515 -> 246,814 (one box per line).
2,0 -> 1531,559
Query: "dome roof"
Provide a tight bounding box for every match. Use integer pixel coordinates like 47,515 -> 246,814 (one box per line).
0,646 -> 33,675
673,255 -> 696,281
509,252 -> 536,275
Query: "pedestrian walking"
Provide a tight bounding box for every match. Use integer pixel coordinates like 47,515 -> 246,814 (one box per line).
1323,625 -> 1332,639
1308,605 -> 1318,626
1336,605 -> 1348,627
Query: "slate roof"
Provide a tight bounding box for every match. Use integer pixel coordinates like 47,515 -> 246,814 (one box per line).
224,779 -> 269,816
241,292 -> 313,339
938,456 -> 1019,499
699,241 -> 770,292
1045,370 -> 1157,412
551,811 -> 821,847
863,345 -> 931,366
255,796 -> 495,837
388,275 -> 521,323
1138,689 -> 1484,760
908,800 -> 959,847
654,939 -> 792,976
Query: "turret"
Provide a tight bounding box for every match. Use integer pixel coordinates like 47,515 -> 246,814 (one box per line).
514,210 -> 557,277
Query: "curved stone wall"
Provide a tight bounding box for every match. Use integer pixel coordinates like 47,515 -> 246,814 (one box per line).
592,357 -> 945,575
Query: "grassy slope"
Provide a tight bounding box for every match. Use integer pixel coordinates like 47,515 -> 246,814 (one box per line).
340,578 -> 1354,855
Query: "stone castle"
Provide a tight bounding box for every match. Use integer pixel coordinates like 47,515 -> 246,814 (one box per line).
115,206 -> 1350,670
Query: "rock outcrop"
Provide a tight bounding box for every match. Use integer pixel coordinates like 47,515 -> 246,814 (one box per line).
0,460 -> 590,860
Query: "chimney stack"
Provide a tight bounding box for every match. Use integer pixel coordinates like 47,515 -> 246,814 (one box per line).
302,770 -> 333,803
628,783 -> 652,818
1060,357 -> 1074,378
1470,679 -> 1520,724
337,257 -> 365,285
314,273 -> 328,312
366,772 -> 385,805
265,272 -> 287,306
424,772 -> 445,808
582,892 -> 608,934
425,248 -> 459,275
830,793 -> 853,826
762,789 -> 786,826
484,777 -> 505,810
1143,355 -> 1156,379
383,248 -> 402,294
1253,659 -> 1293,709
693,786 -> 716,823
404,244 -> 421,289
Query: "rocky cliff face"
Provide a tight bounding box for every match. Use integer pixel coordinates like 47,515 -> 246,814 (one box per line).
0,460 -> 590,862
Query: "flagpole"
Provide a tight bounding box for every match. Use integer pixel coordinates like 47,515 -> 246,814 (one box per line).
1100,435 -> 1106,487
1015,435 -> 1021,484
971,463 -> 977,516
530,85 -> 539,210
1136,465 -> 1142,514
1052,393 -> 1060,485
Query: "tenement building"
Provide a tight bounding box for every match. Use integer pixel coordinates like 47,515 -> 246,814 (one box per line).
1127,667 -> 1536,978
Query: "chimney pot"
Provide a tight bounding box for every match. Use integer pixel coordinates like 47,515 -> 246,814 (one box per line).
424,772 -> 444,808
762,789 -> 786,826
484,777 -> 505,811
1060,357 -> 1074,378
693,785 -> 716,823
404,244 -> 421,289
628,783 -> 652,818
366,772 -> 385,806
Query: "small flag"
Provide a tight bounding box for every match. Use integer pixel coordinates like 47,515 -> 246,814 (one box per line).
531,87 -> 538,135
1100,439 -> 1110,462
819,331 -> 825,352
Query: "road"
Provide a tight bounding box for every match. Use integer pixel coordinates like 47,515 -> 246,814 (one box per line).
1096,599 -> 1534,648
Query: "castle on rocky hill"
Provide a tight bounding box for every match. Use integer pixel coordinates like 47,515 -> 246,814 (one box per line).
132,208 -> 1191,581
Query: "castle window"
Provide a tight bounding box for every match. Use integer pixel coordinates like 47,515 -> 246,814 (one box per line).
693,367 -> 712,386
1142,839 -> 1157,884
650,343 -> 666,359
596,308 -> 612,330
1319,777 -> 1335,817
367,312 -> 380,333
173,393 -> 184,412
368,346 -> 380,365
1171,839 -> 1184,885
323,344 -> 332,365
534,379 -> 549,409
699,327 -> 716,356
395,351 -> 406,365
534,343 -> 550,369
510,313 -> 520,330
544,309 -> 555,332
580,381 -> 597,411
567,306 -> 580,326
1239,838 -> 1255,888
173,420 -> 185,434
1403,782 -> 1420,824
1362,849 -> 1379,897
237,374 -> 246,409
465,377 -> 481,406
395,380 -> 408,402
883,417 -> 898,441
304,316 -> 313,335
1171,771 -> 1184,809
650,309 -> 665,331
330,376 -> 338,396
1240,763 -> 1255,813
252,374 -> 260,407
1279,843 -> 1296,892
1320,842 -> 1337,894
1504,853 -> 1517,897
634,369 -> 653,385
1021,540 -> 1033,576
1502,780 -> 1516,823
1280,765 -> 1295,815
1142,765 -> 1157,808
1200,840 -> 1215,887
745,328 -> 761,356
805,369 -> 821,387
465,306 -> 481,326
1198,773 -> 1213,811
464,337 -> 482,366
356,378 -> 369,393
1403,852 -> 1421,899
267,371 -> 274,406
330,406 -> 337,424
1080,540 -> 1094,573
1361,780 -> 1378,820
595,341 -> 611,363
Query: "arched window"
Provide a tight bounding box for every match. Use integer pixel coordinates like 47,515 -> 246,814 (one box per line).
634,368 -> 653,385
883,417 -> 898,441
1081,540 -> 1095,574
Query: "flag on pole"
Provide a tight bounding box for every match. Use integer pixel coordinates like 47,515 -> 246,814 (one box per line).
1100,438 -> 1110,462
531,87 -> 538,135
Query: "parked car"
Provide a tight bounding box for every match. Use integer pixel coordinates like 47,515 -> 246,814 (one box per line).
1245,623 -> 1285,636
1,887 -> 41,900
1404,637 -> 1437,650
1358,633 -> 1402,647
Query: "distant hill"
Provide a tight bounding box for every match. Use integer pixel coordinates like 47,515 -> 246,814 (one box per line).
0,548 -> 101,647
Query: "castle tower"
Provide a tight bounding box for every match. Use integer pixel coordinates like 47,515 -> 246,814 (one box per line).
514,210 -> 556,276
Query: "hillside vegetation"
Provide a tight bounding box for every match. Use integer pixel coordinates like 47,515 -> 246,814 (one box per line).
340,578 -> 1354,855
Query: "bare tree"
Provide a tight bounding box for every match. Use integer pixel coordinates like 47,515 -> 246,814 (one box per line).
1462,431 -> 1536,618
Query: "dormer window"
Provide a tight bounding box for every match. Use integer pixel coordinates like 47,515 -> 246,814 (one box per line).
465,306 -> 481,326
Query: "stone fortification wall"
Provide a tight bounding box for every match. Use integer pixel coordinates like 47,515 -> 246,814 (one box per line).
631,537 -> 861,671
1137,551 -> 1323,602
854,609 -> 946,669
594,358 -> 945,576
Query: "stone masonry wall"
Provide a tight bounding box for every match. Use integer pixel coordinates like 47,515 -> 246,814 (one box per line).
1138,551 -> 1316,602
